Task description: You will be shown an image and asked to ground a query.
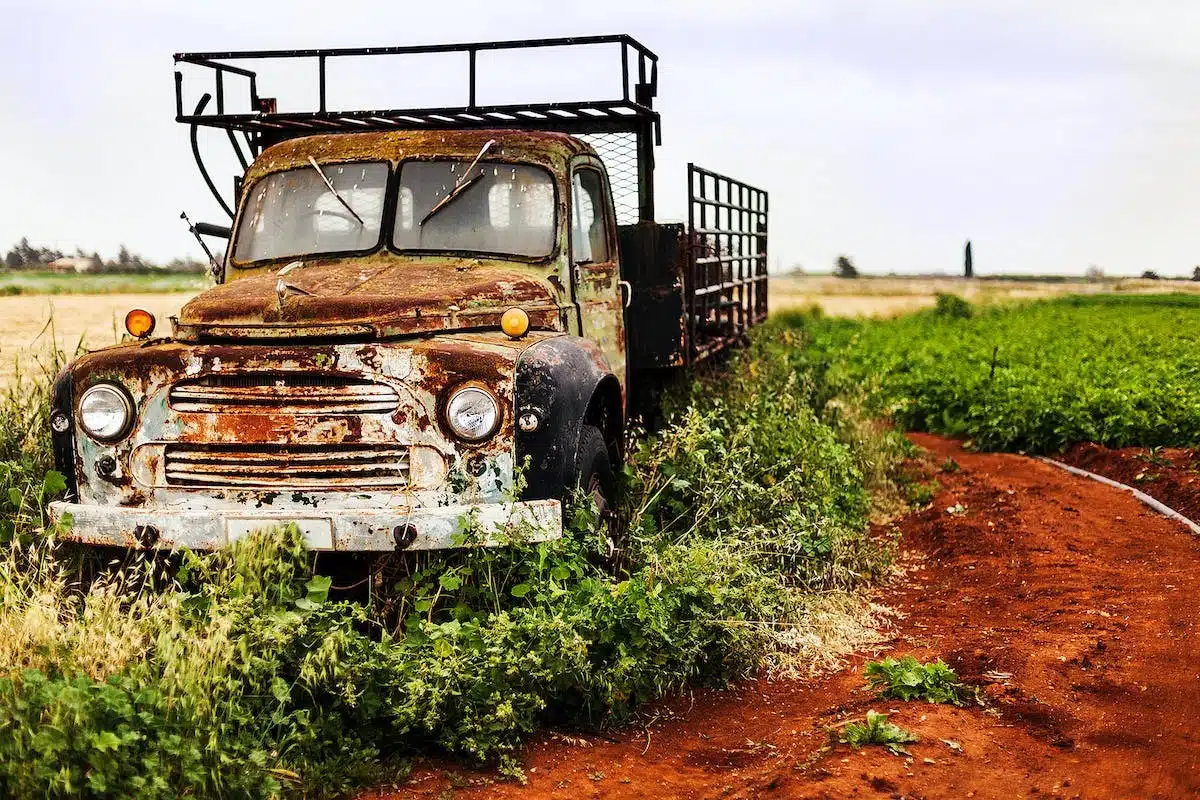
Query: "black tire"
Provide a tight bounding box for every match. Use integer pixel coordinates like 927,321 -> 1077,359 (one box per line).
569,424 -> 620,556
573,424 -> 615,516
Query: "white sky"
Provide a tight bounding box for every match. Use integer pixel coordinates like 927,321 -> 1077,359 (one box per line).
2,0 -> 1199,276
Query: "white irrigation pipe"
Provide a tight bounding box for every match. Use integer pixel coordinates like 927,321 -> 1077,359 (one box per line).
1036,456 -> 1200,537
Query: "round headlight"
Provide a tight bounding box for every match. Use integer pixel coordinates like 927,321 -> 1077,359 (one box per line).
445,386 -> 500,442
79,384 -> 133,442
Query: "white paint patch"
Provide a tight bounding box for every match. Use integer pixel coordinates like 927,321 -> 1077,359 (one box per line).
227,517 -> 334,550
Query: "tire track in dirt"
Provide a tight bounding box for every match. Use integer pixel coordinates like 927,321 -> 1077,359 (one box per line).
373,434 -> 1200,799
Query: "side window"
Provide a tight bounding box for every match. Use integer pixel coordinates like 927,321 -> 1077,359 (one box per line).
571,169 -> 611,263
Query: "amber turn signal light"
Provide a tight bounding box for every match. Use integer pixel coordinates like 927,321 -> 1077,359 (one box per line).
125,308 -> 156,339
500,307 -> 530,338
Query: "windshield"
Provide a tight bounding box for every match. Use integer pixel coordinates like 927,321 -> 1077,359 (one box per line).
393,161 -> 556,258
233,162 -> 389,263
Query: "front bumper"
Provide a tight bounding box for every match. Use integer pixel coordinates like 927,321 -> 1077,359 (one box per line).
48,499 -> 562,551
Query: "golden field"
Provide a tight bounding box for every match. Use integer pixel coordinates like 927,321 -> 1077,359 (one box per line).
2,275 -> 1199,383
0,293 -> 192,383
769,274 -> 1200,317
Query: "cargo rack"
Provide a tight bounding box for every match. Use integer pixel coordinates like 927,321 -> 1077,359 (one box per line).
174,35 -> 661,223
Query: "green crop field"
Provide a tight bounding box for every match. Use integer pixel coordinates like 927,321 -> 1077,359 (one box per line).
784,293 -> 1200,452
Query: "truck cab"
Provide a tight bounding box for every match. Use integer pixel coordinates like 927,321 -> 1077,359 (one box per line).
48,36 -> 768,553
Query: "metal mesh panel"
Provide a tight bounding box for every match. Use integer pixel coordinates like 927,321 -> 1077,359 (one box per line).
578,132 -> 641,225
686,164 -> 769,363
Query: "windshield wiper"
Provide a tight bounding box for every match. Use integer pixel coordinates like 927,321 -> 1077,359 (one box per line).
420,139 -> 496,227
307,156 -> 365,226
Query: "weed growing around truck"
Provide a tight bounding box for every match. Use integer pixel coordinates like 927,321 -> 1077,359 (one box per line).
0,321 -> 904,799
784,294 -> 1200,453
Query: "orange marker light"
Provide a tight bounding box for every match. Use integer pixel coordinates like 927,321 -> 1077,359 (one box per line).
125,309 -> 156,339
500,307 -> 530,338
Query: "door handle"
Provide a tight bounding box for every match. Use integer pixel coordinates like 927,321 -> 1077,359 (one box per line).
619,280 -> 632,309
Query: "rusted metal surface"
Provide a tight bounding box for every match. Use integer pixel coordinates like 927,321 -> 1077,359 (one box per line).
54,330 -> 564,550
53,114 -> 775,556
49,498 -> 562,551
52,39 -> 775,556
242,129 -> 592,187
176,129 -> 595,343
569,155 -> 628,388
175,258 -> 568,340
170,373 -> 401,414
685,164 -> 769,363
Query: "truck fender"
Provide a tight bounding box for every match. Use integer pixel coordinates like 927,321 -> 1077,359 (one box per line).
50,368 -> 78,499
515,336 -> 623,501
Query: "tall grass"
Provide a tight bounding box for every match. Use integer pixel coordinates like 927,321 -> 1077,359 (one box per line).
0,320 -> 905,798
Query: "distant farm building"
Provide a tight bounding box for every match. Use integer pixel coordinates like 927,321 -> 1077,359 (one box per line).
47,256 -> 101,273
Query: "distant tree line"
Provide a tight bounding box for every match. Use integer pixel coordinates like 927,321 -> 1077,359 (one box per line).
3,237 -> 205,274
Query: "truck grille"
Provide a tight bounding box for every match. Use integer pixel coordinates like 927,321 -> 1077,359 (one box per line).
163,443 -> 410,488
169,373 -> 400,415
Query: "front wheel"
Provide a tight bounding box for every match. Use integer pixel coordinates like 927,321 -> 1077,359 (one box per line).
574,424 -> 614,516
570,424 -> 617,549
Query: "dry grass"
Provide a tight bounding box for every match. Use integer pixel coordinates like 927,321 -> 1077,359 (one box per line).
767,590 -> 895,679
0,293 -> 192,384
0,541 -> 169,679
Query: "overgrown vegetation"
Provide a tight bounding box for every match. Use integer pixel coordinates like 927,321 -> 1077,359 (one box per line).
0,320 -> 905,798
864,656 -> 967,706
837,710 -> 917,755
782,294 -> 1200,452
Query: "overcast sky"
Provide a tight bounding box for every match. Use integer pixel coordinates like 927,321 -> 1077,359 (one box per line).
3,0 -> 1199,276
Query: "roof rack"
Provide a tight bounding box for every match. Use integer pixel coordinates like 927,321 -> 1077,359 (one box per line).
174,35 -> 661,222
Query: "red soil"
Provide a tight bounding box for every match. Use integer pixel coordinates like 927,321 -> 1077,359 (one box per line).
1059,442 -> 1200,524
367,435 -> 1200,799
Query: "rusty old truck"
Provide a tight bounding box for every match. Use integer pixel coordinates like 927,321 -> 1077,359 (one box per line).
48,36 -> 768,553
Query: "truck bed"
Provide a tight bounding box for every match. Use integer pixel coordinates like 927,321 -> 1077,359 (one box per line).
621,164 -> 768,371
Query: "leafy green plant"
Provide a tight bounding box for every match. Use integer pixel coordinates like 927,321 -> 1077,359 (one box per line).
864,655 -> 966,705
838,710 -> 918,755
902,478 -> 939,506
1135,446 -> 1172,468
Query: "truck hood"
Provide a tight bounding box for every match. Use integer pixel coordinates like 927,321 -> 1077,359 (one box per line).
173,260 -> 563,340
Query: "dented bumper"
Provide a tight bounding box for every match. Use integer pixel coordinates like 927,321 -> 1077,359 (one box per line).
48,498 -> 562,552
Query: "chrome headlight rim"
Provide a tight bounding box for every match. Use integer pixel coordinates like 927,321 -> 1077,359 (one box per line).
444,385 -> 501,443
78,383 -> 134,443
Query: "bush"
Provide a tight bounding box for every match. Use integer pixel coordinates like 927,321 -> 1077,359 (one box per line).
933,293 -> 972,319
837,710 -> 917,755
0,671 -> 279,798
864,655 -> 966,705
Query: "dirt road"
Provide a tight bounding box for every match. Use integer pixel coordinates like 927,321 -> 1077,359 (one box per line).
380,435 -> 1200,799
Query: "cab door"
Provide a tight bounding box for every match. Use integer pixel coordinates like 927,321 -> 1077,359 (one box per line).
569,158 -> 626,386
